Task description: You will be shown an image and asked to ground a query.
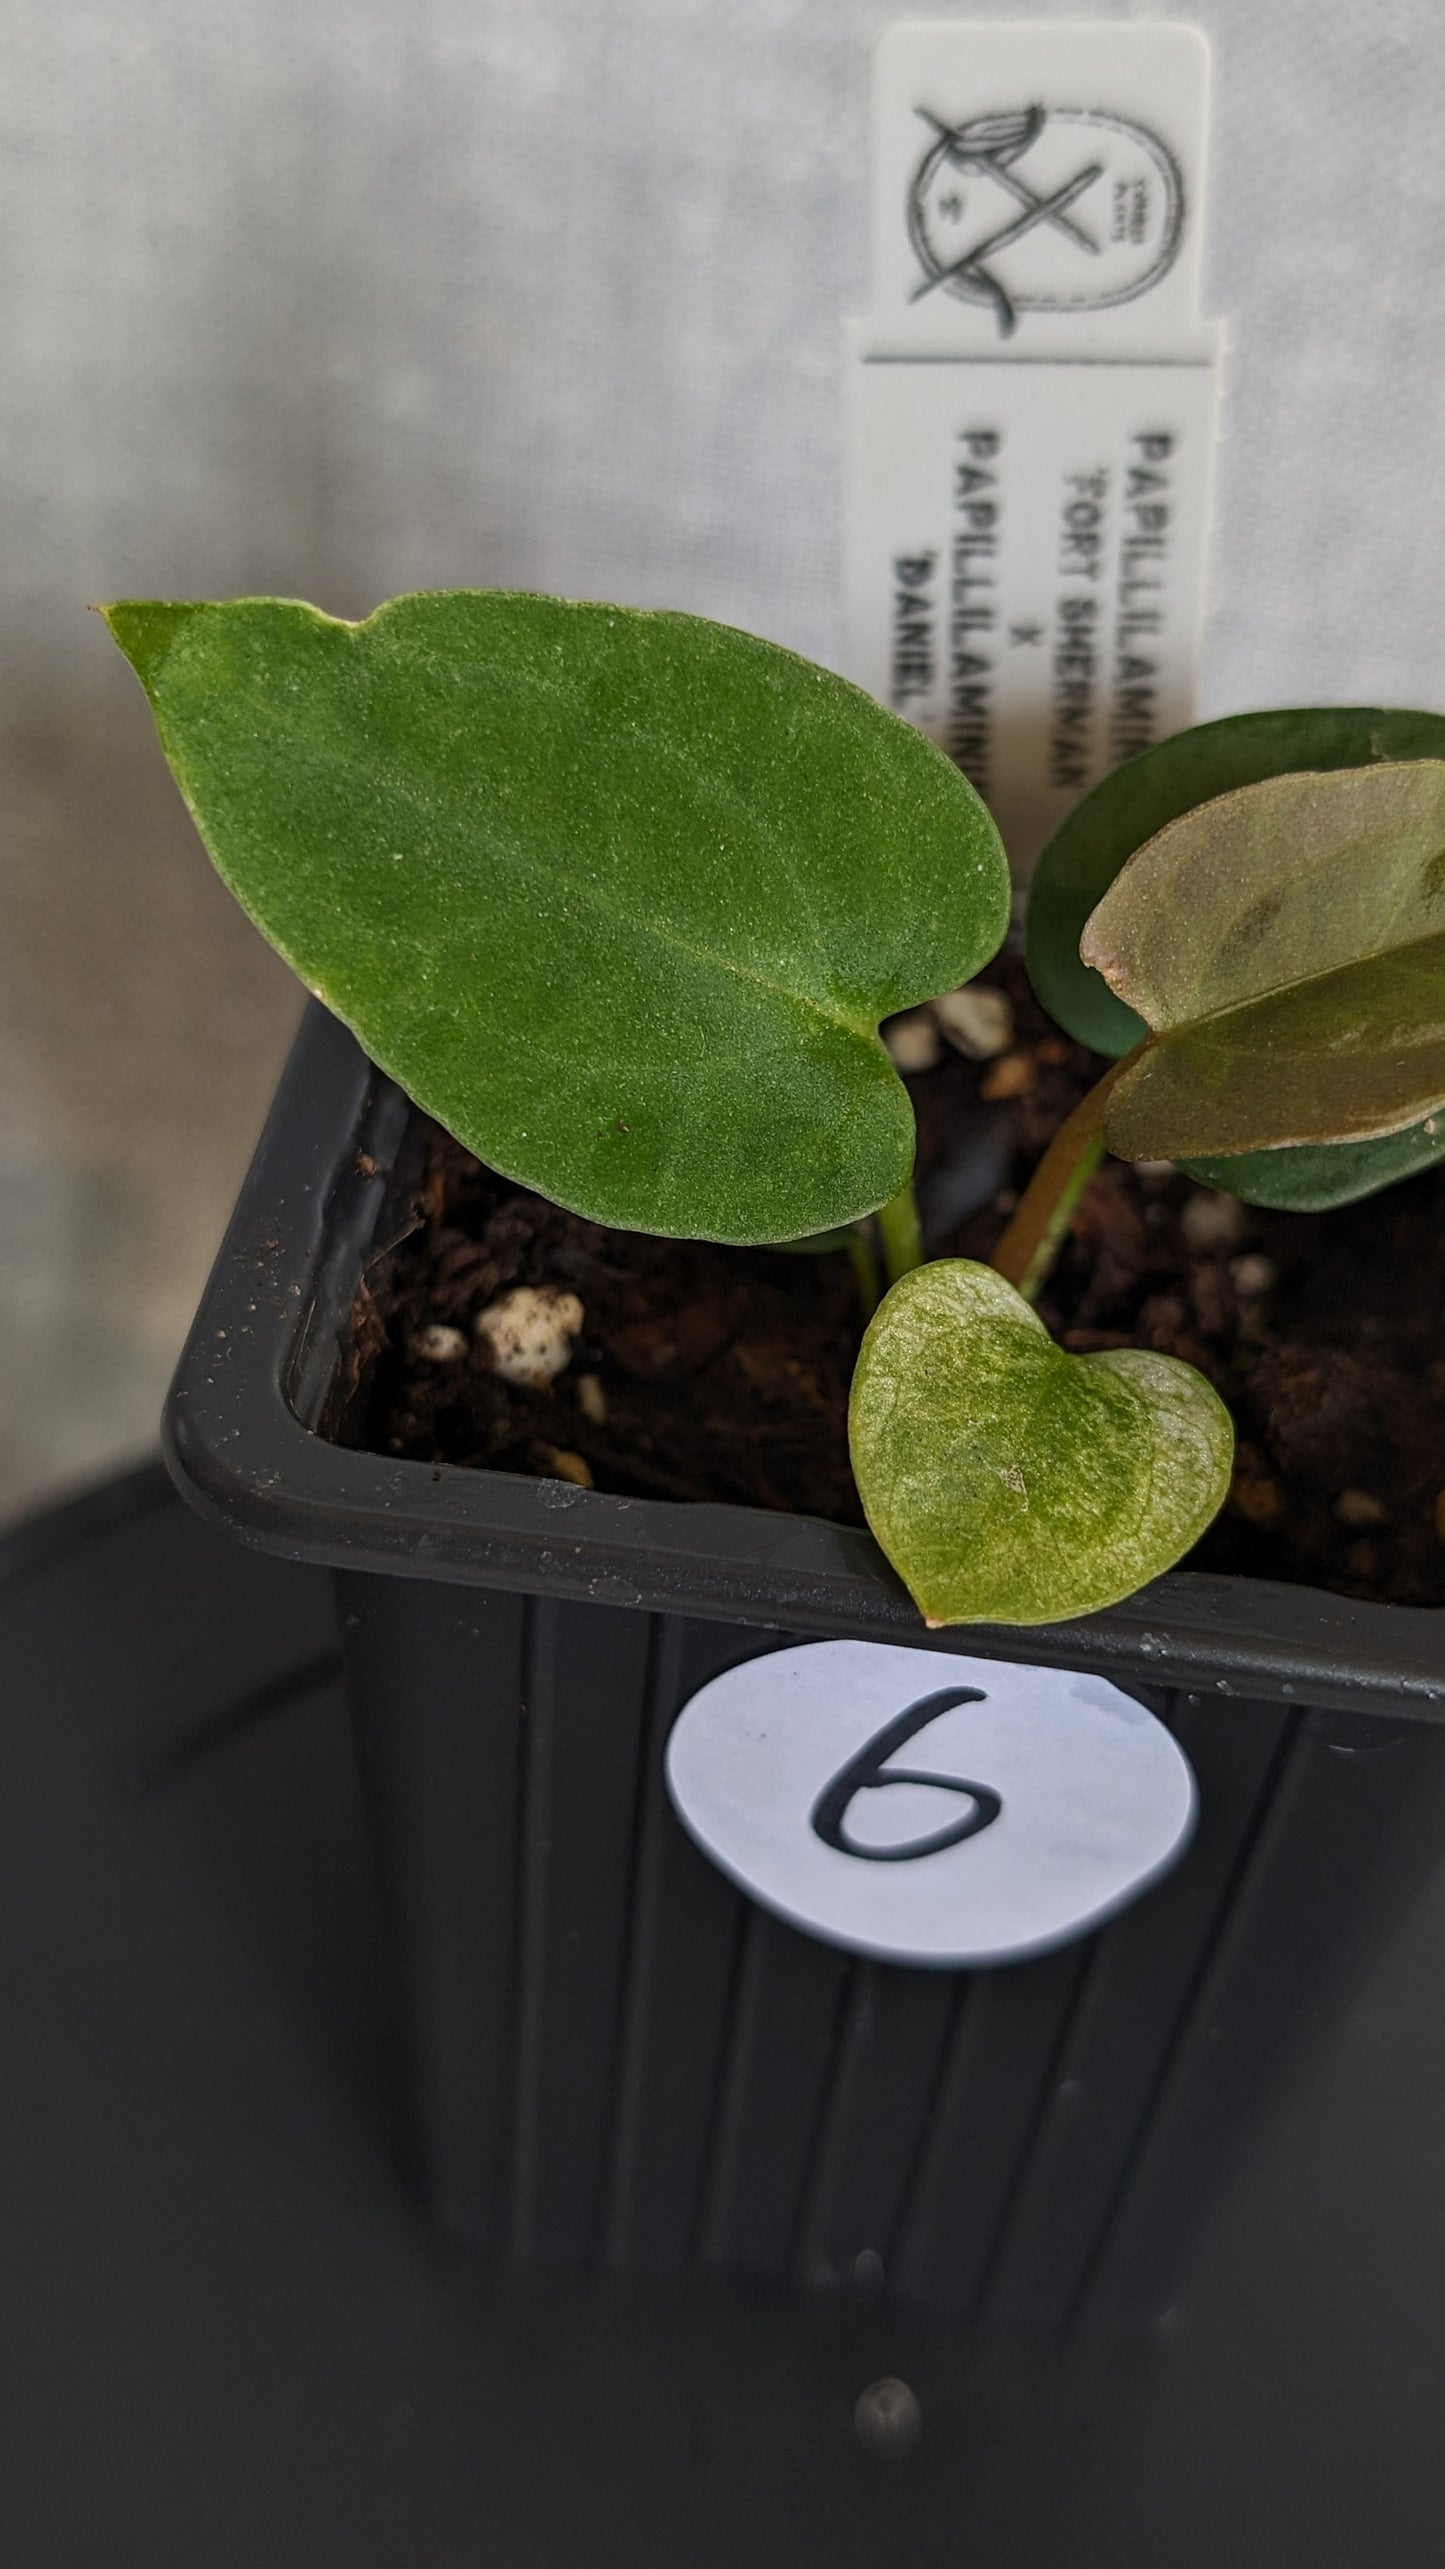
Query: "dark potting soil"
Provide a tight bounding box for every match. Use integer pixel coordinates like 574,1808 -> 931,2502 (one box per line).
347,961 -> 1445,1608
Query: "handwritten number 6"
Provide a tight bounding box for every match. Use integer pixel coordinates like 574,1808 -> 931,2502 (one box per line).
809,1689 -> 1003,1863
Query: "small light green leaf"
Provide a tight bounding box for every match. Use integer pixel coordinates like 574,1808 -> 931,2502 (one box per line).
1026,706 -> 1445,1057
102,591 -> 1009,1244
848,1262 -> 1234,1628
1086,763 -> 1445,1162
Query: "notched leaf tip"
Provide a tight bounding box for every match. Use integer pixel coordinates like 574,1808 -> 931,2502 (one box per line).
98,597 -> 206,695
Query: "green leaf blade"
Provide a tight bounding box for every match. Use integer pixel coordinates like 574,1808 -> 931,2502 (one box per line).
103,590 -> 1010,1243
848,1261 -> 1234,1628
1179,1112 -> 1445,1211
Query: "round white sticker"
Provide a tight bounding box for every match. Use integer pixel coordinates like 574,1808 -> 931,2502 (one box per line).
664,1641 -> 1196,1968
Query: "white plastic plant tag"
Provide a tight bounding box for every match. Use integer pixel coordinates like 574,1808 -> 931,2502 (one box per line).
665,1640 -> 1196,1968
843,20 -> 1222,891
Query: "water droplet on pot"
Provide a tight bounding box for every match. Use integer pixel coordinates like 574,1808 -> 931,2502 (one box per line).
853,2377 -> 922,2458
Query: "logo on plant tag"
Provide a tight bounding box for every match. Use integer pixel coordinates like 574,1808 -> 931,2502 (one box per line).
907,106 -> 1184,334
664,1640 -> 1196,1968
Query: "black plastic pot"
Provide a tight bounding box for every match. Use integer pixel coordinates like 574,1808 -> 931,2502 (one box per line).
166,1005 -> 1445,2333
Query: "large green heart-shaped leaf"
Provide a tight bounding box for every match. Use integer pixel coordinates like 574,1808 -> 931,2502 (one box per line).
848,1262 -> 1234,1627
103,591 -> 1009,1243
1084,762 -> 1445,1163
1026,706 -> 1445,1209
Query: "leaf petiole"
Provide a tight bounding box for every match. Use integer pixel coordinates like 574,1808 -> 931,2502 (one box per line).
990,1050 -> 1139,1303
845,1226 -> 882,1322
875,1179 -> 925,1286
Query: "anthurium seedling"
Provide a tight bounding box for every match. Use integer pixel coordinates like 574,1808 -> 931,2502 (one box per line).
104,590 -> 1445,1628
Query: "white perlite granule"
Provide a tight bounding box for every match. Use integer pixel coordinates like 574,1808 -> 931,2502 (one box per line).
475,1285 -> 585,1388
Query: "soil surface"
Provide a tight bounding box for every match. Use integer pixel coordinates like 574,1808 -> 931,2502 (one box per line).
346,961 -> 1445,1607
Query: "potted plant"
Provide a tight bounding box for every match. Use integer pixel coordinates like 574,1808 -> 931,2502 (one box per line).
104,591 -> 1445,2332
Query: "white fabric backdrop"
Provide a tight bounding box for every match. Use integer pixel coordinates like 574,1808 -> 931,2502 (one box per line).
3,0 -> 1444,1513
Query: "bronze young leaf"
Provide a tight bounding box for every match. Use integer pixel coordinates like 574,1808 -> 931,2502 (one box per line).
1026,708 -> 1445,1208
1082,762 -> 1445,1163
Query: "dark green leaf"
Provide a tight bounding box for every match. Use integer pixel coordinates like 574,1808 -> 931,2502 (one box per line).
103,591 -> 1010,1243
848,1261 -> 1234,1627
1179,1112 -> 1445,1211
